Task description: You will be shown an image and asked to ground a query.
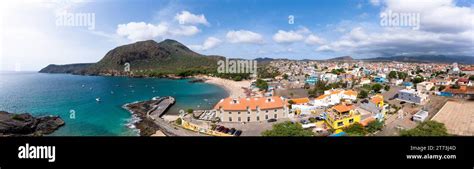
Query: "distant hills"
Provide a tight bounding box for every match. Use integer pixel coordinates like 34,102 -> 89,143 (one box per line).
362,55 -> 474,64
327,56 -> 354,61
39,39 -> 474,76
39,63 -> 93,74
40,39 -> 223,76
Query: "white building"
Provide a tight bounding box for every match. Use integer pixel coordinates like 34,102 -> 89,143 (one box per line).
413,110 -> 428,122
390,79 -> 403,86
397,89 -> 428,105
416,82 -> 434,94
311,89 -> 357,107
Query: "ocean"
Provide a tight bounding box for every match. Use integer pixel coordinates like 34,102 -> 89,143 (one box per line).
0,71 -> 228,136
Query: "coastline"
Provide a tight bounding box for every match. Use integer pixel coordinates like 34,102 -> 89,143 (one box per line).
194,75 -> 250,98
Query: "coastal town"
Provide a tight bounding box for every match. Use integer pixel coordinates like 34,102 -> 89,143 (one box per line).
130,58 -> 474,137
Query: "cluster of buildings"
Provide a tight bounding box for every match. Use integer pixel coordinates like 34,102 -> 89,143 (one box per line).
180,60 -> 474,136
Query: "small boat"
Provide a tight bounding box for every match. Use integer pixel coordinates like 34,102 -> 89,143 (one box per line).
89,87 -> 93,90
96,97 -> 101,102
81,84 -> 85,88
110,91 -> 114,94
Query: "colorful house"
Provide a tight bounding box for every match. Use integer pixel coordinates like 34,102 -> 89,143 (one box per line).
374,77 -> 387,83
359,94 -> 387,121
324,104 -> 361,130
311,89 -> 357,107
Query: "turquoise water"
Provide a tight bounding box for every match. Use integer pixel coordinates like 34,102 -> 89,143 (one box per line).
0,72 -> 228,136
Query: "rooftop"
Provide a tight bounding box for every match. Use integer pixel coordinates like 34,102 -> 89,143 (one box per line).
214,96 -> 286,111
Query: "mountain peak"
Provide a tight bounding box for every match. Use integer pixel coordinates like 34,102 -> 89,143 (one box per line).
328,56 -> 353,61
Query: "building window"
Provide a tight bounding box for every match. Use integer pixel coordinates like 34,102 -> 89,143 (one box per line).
349,118 -> 354,123
238,117 -> 241,122
274,109 -> 277,112
238,112 -> 241,114
257,116 -> 260,121
229,112 -> 231,115
229,117 -> 232,122
266,110 -> 268,113
247,117 -> 250,122
265,115 -> 268,120
247,111 -> 250,115
337,122 -> 344,126
274,114 -> 277,119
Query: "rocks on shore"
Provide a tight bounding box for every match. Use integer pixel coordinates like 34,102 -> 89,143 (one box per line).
124,100 -> 162,136
0,111 -> 65,136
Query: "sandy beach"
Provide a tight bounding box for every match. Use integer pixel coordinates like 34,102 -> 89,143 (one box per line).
195,75 -> 251,98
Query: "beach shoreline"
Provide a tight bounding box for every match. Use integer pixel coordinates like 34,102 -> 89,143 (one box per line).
194,75 -> 250,98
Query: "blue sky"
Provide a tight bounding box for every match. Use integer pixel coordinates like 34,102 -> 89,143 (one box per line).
0,0 -> 473,71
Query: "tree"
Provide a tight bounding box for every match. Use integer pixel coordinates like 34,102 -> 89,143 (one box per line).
400,121 -> 449,136
469,75 -> 474,81
255,79 -> 268,91
366,120 -> 384,133
438,85 -> 446,91
388,71 -> 398,79
283,74 -> 289,80
343,123 -> 367,136
262,122 -> 314,136
372,83 -> 383,93
358,90 -> 368,99
412,76 -> 424,84
175,118 -> 182,125
397,71 -> 408,80
384,85 -> 391,91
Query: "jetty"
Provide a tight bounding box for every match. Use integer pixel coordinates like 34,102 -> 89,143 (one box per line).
147,96 -> 175,119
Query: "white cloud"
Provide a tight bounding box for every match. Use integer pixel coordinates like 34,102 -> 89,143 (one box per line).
170,25 -> 200,36
316,45 -> 334,52
305,34 -> 325,45
273,30 -> 304,43
317,0 -> 474,56
174,10 -> 209,26
116,22 -> 201,42
226,30 -> 264,44
370,0 -> 381,6
318,27 -> 474,56
383,0 -> 474,33
273,27 -> 313,43
190,37 -> 222,51
116,22 -> 168,41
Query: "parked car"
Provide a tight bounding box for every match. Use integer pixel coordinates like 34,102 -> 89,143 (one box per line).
234,130 -> 242,136
267,118 -> 277,122
300,119 -> 310,124
400,101 -> 406,104
216,126 -> 225,132
228,128 -> 236,134
222,128 -> 229,133
316,116 -> 324,121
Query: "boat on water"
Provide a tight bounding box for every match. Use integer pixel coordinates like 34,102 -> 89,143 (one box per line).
96,97 -> 101,102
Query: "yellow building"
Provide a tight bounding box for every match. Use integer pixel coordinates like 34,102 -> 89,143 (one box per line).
180,118 -> 233,136
371,94 -> 384,108
325,104 -> 361,130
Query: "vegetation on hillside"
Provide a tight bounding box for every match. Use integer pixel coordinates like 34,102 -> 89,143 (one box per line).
262,122 -> 314,136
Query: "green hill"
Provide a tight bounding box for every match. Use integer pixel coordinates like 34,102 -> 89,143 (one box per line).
84,39 -> 223,76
